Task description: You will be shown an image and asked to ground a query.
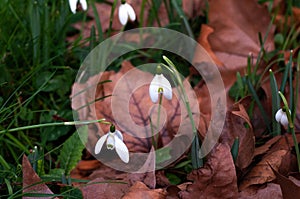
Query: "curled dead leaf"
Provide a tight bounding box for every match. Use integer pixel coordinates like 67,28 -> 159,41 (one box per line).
219,100 -> 255,170
22,155 -> 56,199
179,143 -> 238,199
239,149 -> 288,190
271,166 -> 300,199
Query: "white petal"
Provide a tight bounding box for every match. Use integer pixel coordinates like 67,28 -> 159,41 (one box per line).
125,3 -> 136,21
106,133 -> 115,150
159,75 -> 172,100
275,109 -> 283,123
115,130 -> 123,141
149,80 -> 159,103
69,0 -> 78,14
115,136 -> 129,163
280,114 -> 289,127
94,133 -> 108,154
79,0 -> 87,11
118,4 -> 128,25
156,74 -> 172,100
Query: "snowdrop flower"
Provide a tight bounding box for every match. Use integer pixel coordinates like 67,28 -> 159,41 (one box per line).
69,0 -> 87,14
94,125 -> 129,163
149,69 -> 172,103
118,1 -> 136,25
275,108 -> 290,127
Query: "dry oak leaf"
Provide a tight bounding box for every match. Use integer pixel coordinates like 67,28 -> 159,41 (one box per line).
179,143 -> 238,199
194,24 -> 224,67
254,136 -> 282,157
122,181 -> 167,199
265,134 -> 300,154
238,183 -> 282,199
271,166 -> 300,199
80,177 -> 129,199
218,98 -> 255,169
207,0 -> 275,69
193,27 -> 251,135
230,101 -> 255,169
239,149 -> 288,191
22,155 -> 57,199
76,149 -> 156,191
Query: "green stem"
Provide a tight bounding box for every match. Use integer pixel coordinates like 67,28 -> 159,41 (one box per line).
291,127 -> 300,172
149,0 -> 161,27
292,52 -> 300,122
108,0 -> 118,37
162,56 -> 202,168
269,69 -> 281,136
155,93 -> 163,150
278,91 -> 300,172
0,119 -> 109,134
139,0 -> 146,28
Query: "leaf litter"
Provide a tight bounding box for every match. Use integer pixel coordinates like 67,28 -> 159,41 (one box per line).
21,0 -> 300,198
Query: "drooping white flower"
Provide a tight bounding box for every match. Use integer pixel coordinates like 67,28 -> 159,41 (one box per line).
118,2 -> 136,25
94,125 -> 129,163
149,73 -> 172,103
68,0 -> 87,14
275,108 -> 290,127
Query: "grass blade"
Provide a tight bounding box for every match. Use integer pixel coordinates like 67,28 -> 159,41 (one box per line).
269,69 -> 281,136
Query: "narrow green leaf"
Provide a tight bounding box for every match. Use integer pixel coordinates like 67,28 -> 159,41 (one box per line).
231,137 -> 239,163
269,70 -> 281,136
280,52 -> 292,92
288,52 -> 294,114
246,77 -> 271,133
293,52 -> 300,122
171,0 -> 194,39
191,135 -> 203,169
58,126 -> 88,175
91,2 -> 103,42
0,154 -> 11,170
155,147 -> 171,164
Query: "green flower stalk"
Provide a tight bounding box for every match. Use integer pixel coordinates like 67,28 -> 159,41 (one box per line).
278,91 -> 300,172
0,119 -> 109,134
162,56 -> 202,169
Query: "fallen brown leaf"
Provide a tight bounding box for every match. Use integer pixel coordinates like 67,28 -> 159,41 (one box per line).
80,177 -> 129,199
254,136 -> 282,157
122,181 -> 167,199
179,143 -> 238,199
238,183 -> 282,199
22,155 -> 56,199
219,99 -> 255,170
231,102 -> 255,169
194,24 -> 224,67
239,149 -> 288,190
271,166 -> 300,199
207,0 -> 275,69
